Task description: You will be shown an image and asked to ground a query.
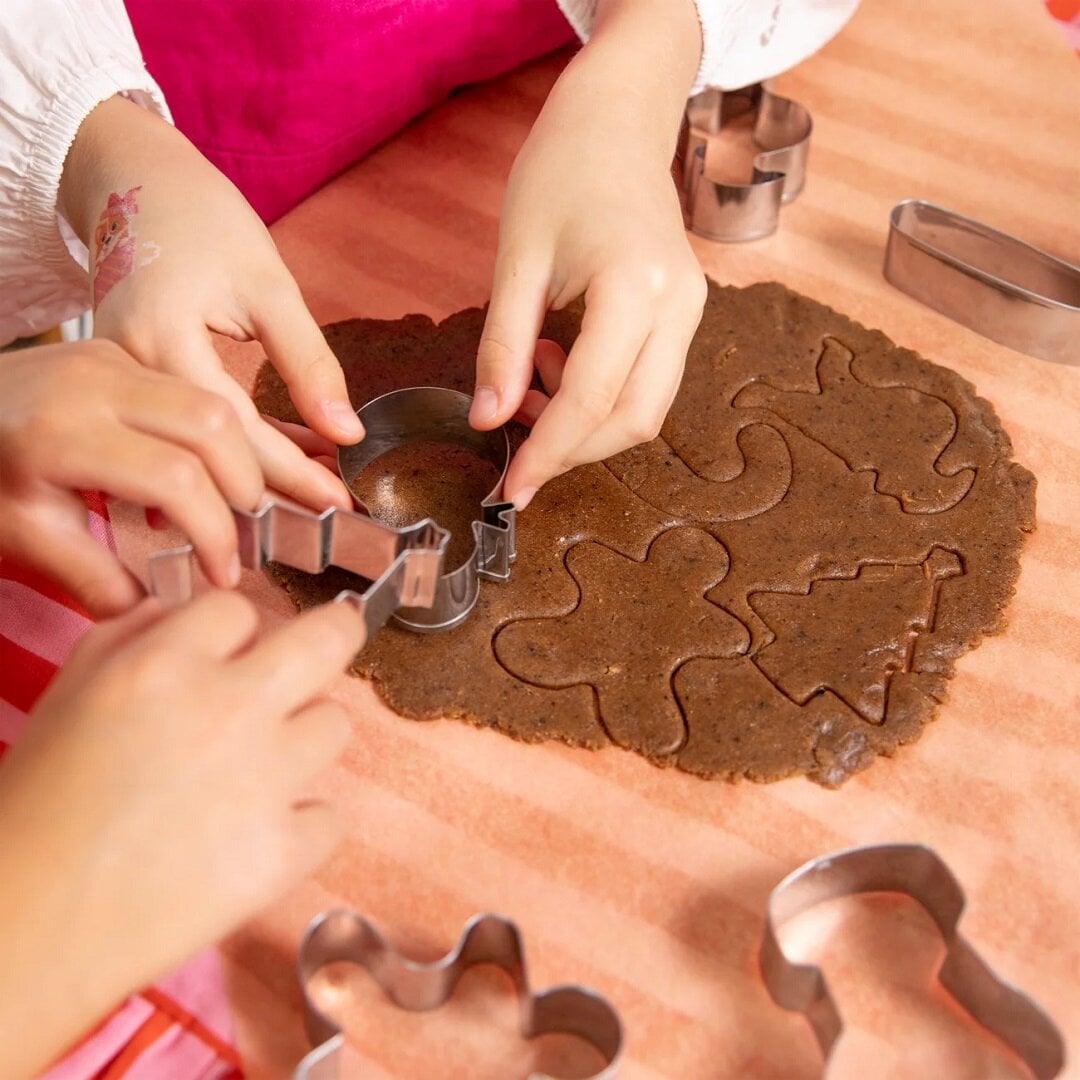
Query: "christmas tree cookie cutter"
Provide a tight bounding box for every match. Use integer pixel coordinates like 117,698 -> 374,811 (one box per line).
148,386 -> 515,636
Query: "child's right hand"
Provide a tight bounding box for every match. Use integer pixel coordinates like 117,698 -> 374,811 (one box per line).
0,339 -> 264,615
0,591 -> 361,1077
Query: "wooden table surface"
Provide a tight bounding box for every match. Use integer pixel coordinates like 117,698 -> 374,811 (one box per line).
115,0 -> 1079,1075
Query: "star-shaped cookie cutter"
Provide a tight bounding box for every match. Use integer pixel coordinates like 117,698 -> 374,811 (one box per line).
760,843 -> 1066,1078
678,83 -> 812,242
148,386 -> 515,637
294,909 -> 624,1080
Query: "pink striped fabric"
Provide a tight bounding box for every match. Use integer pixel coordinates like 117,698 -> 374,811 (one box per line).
0,497 -> 241,1079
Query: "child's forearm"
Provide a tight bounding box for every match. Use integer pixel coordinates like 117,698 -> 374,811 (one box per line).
0,811 -> 131,1076
477,0 -> 706,500
552,0 -> 702,164
57,93 -> 193,247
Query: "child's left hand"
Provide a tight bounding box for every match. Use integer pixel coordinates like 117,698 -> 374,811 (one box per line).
59,95 -> 361,513
471,0 -> 706,509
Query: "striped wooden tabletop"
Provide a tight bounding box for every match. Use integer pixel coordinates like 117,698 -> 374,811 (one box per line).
114,0 -> 1079,1074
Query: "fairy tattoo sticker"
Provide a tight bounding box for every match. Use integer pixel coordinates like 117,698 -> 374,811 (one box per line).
92,186 -> 159,307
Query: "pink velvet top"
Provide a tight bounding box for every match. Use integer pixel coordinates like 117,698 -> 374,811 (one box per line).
125,1 -> 575,222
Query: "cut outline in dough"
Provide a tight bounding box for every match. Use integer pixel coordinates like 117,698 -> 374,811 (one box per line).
733,336 -> 976,513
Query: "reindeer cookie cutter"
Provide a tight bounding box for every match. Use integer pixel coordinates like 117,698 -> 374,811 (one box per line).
148,386 -> 516,636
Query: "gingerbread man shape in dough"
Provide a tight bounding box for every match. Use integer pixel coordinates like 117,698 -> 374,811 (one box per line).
495,527 -> 749,757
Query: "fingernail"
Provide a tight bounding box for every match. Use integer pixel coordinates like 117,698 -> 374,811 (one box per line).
470,386 -> 499,426
228,553 -> 242,587
513,486 -> 537,511
333,591 -> 370,646
330,478 -> 355,510
326,401 -> 364,440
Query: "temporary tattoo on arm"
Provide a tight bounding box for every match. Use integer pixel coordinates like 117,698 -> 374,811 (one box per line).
91,186 -> 160,307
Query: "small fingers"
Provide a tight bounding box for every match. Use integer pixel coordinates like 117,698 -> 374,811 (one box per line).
250,282 -> 363,445
247,415 -> 354,511
62,428 -> 241,590
511,340 -> 568,426
2,494 -> 144,618
192,365 -> 353,511
276,699 -> 351,795
122,375 -> 263,513
569,296 -> 700,464
260,415 -> 340,458
135,589 -> 261,661
503,283 -> 649,506
534,339 -> 568,398
471,255 -> 550,429
238,600 -> 367,712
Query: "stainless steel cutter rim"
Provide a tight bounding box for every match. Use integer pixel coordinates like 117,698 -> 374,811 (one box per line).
294,908 -> 624,1080
679,82 -> 813,242
759,842 -> 1066,1079
888,199 -> 1080,312
883,199 -> 1079,365
337,386 -> 516,633
146,494 -> 451,647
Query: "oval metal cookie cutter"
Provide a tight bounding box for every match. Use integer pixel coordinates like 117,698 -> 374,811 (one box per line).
884,199 -> 1079,365
678,83 -> 812,242
338,386 -> 516,633
294,909 -> 623,1080
760,843 -> 1066,1079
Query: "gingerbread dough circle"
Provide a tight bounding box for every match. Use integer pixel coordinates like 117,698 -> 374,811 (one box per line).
253,282 -> 1035,786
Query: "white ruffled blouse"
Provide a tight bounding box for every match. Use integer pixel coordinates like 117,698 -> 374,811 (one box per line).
0,0 -> 857,345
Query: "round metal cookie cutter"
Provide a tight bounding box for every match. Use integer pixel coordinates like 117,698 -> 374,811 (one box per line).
338,387 -> 516,633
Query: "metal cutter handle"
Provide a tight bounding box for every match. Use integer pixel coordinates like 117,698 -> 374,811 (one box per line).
148,501 -> 449,645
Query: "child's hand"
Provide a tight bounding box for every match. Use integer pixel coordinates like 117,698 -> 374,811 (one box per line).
0,592 -> 361,1076
472,0 -> 705,509
0,340 -> 262,615
59,95 -> 359,513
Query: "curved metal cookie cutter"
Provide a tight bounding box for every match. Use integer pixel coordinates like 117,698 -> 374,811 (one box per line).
148,386 -> 515,637
338,386 -> 516,633
679,83 -> 812,242
148,497 -> 449,646
294,909 -> 623,1080
760,843 -> 1066,1079
884,199 -> 1080,366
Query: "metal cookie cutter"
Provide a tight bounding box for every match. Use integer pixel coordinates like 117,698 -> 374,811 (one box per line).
884,200 -> 1080,365
679,83 -> 812,242
760,843 -> 1066,1079
294,909 -> 623,1080
148,386 -> 515,636
148,496 -> 448,646
339,387 -> 516,632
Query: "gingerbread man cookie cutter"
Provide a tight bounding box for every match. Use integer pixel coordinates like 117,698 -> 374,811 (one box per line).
294,909 -> 624,1080
148,386 -> 515,636
760,843 -> 1066,1078
679,83 -> 812,242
